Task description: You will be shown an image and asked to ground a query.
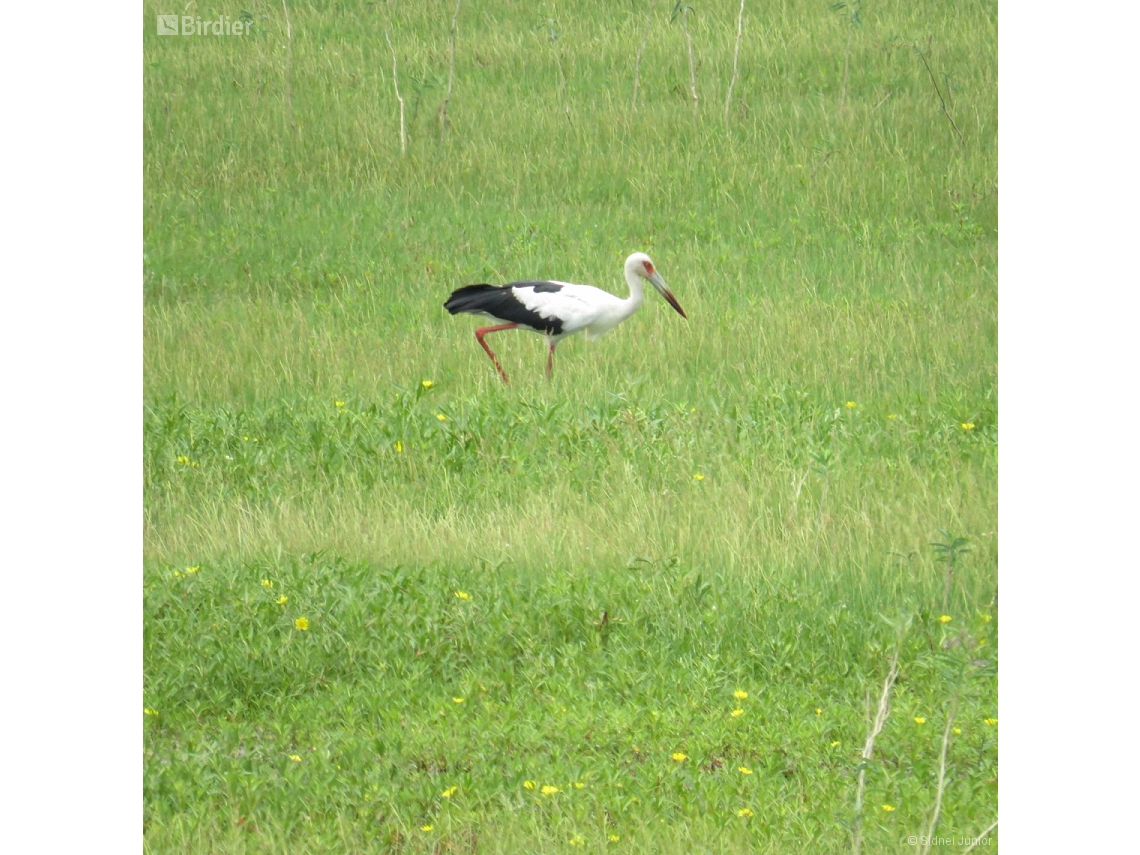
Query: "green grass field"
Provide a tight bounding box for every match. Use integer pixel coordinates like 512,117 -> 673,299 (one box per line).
144,0 -> 997,850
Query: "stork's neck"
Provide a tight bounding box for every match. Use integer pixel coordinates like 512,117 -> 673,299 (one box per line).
621,266 -> 646,314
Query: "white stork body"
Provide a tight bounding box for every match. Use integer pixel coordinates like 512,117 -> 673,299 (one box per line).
444,252 -> 686,382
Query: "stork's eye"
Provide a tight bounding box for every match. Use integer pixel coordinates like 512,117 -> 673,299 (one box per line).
643,262 -> 655,275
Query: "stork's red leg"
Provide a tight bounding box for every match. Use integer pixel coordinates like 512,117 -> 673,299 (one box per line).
546,342 -> 556,380
474,323 -> 517,384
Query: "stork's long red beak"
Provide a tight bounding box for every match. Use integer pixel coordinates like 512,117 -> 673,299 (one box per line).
648,271 -> 687,319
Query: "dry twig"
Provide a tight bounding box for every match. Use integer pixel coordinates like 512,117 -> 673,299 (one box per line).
725,0 -> 746,119
912,42 -> 964,143
872,88 -> 895,110
549,21 -> 572,125
385,31 -> 406,156
682,7 -> 698,112
281,0 -> 295,128
852,635 -> 906,855
919,695 -> 959,855
439,0 -> 462,141
632,10 -> 652,110
961,818 -> 998,854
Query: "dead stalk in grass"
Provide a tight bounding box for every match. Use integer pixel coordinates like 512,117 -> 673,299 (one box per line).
725,0 -> 745,119
549,20 -> 572,125
839,28 -> 851,111
833,1 -> 859,113
872,88 -> 895,110
632,10 -> 652,110
919,694 -> 959,855
281,0 -> 295,128
439,0 -> 461,141
961,818 -> 998,854
670,3 -> 699,113
852,631 -> 906,855
912,41 -> 965,144
385,32 -> 406,156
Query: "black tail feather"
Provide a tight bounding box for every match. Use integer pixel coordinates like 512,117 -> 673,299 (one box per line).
444,284 -> 501,315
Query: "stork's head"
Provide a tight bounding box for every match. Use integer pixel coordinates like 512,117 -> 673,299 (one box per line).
625,252 -> 687,319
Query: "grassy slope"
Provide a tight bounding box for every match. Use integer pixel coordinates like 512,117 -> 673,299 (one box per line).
144,0 -> 997,851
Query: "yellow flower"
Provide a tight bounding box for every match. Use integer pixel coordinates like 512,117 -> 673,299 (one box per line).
737,807 -> 753,817
671,752 -> 687,762
978,638 -> 986,646
882,804 -> 895,812
887,413 -> 899,420
609,834 -> 621,842
523,780 -> 536,790
733,690 -> 748,700
289,754 -> 302,762
436,413 -> 447,421
845,401 -> 856,408
441,786 -> 458,798
830,740 -> 841,747
452,697 -> 464,704
422,380 -> 434,389
420,825 -> 433,832
335,400 -> 345,408
261,579 -> 273,589
186,565 -> 199,574
144,708 -> 158,716
961,422 -> 976,430
731,708 -> 744,717
982,614 -> 992,622
692,473 -> 704,481
541,785 -> 559,796
176,455 -> 191,465
816,708 -> 822,715
952,728 -> 962,735
277,595 -> 288,605
573,782 -> 585,789
939,615 -> 952,623
294,617 -> 309,631
984,717 -> 997,726
171,570 -> 183,579
914,716 -> 926,724
395,440 -> 403,453
569,835 -> 585,846
454,591 -> 470,601
738,766 -> 752,775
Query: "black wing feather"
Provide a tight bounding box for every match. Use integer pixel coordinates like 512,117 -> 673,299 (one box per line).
444,282 -> 564,335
